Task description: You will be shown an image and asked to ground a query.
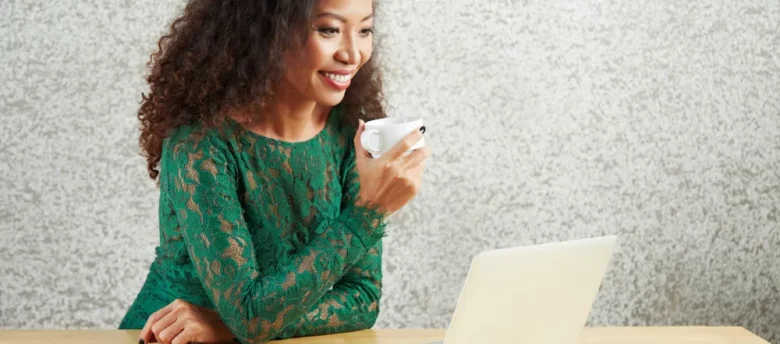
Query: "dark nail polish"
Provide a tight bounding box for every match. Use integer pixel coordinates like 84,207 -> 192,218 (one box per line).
419,126 -> 426,134
138,339 -> 144,344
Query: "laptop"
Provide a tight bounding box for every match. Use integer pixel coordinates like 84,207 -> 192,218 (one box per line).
430,235 -> 617,344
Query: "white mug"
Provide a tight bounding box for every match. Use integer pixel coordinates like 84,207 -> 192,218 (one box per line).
360,117 -> 425,158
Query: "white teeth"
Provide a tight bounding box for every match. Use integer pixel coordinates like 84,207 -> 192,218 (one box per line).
324,73 -> 350,83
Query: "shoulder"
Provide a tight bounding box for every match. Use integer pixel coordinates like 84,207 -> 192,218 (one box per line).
164,121 -> 235,159
160,121 -> 239,180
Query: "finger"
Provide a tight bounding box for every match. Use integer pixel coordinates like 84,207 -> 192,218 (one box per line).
353,119 -> 370,158
408,162 -> 426,192
171,327 -> 197,344
409,160 -> 427,180
151,309 -> 180,344
157,318 -> 186,344
402,145 -> 431,168
140,306 -> 174,343
384,128 -> 424,161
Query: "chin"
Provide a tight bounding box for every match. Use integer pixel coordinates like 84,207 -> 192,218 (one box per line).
314,92 -> 347,107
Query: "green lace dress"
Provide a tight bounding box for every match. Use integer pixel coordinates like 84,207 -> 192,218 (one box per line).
118,106 -> 387,344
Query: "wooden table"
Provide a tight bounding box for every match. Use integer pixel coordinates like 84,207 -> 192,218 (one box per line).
0,328 -> 769,344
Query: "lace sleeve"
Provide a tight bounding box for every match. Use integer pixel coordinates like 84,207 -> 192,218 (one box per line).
163,134 -> 386,344
273,240 -> 383,339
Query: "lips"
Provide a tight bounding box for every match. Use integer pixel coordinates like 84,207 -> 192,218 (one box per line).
318,71 -> 354,90
322,72 -> 351,83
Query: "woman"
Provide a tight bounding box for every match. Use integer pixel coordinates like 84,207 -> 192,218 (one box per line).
118,0 -> 431,343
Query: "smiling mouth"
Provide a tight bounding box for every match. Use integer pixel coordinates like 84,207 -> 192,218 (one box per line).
319,72 -> 352,84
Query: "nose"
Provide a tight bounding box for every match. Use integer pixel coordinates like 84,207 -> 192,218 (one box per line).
335,36 -> 360,65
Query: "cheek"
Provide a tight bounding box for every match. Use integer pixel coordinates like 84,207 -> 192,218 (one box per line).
284,64 -> 308,92
305,39 -> 334,71
360,42 -> 373,66
284,53 -> 306,83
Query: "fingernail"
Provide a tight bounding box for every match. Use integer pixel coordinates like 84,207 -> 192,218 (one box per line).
138,339 -> 144,344
419,126 -> 426,134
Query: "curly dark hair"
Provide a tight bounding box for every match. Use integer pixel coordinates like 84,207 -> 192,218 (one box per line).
137,0 -> 386,180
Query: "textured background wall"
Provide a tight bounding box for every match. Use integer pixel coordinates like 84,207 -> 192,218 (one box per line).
1,0 -> 779,342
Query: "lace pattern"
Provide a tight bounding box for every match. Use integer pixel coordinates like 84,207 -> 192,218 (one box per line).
119,107 -> 387,343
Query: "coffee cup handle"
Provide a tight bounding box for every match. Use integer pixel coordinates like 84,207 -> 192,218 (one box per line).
360,129 -> 382,153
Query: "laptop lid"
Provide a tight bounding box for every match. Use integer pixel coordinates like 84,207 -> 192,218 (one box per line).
441,235 -> 617,344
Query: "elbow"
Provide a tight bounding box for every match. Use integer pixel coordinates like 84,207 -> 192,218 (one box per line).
361,291 -> 381,329
228,312 -> 286,344
232,324 -> 283,344
348,282 -> 381,331
351,306 -> 379,332
364,308 -> 379,329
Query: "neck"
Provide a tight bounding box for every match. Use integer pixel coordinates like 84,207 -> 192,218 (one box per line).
262,100 -> 330,142
233,93 -> 332,143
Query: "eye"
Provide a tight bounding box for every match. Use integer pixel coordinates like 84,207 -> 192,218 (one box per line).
360,28 -> 374,36
317,27 -> 340,36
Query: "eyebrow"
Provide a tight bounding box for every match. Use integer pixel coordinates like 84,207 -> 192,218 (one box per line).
316,12 -> 374,23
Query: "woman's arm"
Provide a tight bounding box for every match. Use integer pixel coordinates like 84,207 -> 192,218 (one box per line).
273,240 -> 383,338
274,142 -> 385,338
164,134 -> 386,344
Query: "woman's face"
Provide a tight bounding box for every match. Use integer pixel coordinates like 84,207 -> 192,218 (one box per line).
282,0 -> 375,107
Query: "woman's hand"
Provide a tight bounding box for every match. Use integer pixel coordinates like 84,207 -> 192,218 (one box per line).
139,299 -> 235,344
353,119 -> 431,215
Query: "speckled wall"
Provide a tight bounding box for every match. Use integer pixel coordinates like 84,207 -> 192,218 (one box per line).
1,0 -> 779,342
